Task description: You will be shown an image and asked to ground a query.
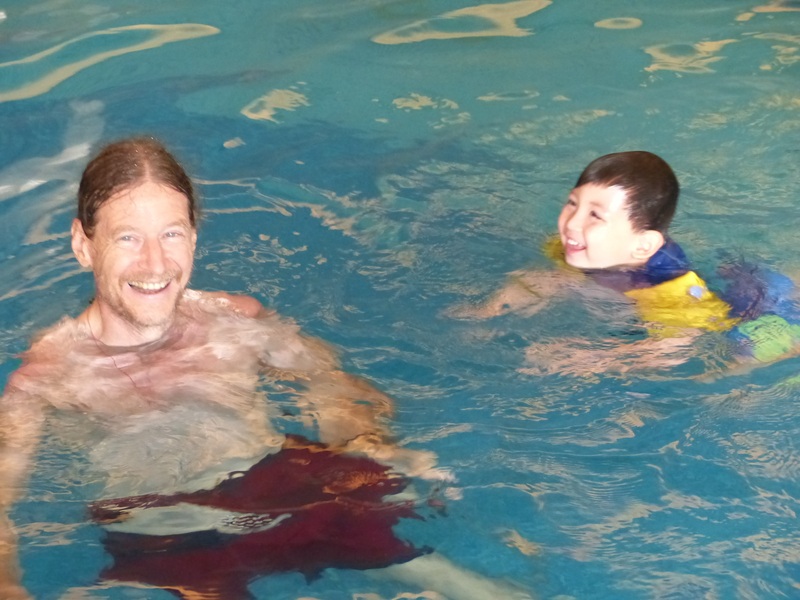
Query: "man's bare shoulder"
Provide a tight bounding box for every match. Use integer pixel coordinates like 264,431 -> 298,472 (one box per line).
27,315 -> 86,355
182,289 -> 271,319
177,289 -> 341,372
3,316 -> 84,398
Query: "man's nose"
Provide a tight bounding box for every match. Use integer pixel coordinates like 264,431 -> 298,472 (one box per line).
140,238 -> 167,272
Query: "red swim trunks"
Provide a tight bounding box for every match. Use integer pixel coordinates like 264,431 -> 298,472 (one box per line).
90,435 -> 430,599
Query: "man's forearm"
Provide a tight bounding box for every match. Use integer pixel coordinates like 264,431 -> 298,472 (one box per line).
298,370 -> 395,446
0,395 -> 43,599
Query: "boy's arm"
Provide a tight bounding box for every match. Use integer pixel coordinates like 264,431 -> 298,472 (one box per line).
448,269 -> 567,320
521,330 -> 700,377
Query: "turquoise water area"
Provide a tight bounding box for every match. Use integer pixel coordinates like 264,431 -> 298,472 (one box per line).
1,0 -> 799,598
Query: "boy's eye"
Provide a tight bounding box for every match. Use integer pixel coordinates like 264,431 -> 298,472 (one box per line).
590,211 -> 602,219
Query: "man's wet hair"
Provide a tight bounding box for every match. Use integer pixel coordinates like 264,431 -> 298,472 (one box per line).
77,137 -> 197,237
575,151 -> 679,233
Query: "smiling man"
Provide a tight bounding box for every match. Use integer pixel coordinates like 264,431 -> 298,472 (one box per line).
0,138 -> 528,600
72,179 -> 198,346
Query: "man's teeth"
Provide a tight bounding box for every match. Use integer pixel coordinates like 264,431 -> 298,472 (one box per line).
129,280 -> 169,291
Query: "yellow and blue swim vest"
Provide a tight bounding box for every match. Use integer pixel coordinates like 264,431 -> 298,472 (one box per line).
544,237 -> 800,362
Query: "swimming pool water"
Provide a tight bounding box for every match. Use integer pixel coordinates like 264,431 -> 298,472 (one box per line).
1,0 -> 799,598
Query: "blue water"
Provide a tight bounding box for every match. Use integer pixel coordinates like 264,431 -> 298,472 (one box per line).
2,0 -> 800,598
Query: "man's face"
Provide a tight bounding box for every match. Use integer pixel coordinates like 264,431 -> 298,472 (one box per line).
557,183 -> 642,270
73,180 -> 197,343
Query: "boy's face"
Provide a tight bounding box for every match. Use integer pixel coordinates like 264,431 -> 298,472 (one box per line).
557,183 -> 644,270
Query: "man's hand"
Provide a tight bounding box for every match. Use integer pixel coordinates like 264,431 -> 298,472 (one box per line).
343,433 -> 455,483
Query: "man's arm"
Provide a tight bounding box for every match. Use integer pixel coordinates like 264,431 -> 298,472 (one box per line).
0,381 -> 45,599
284,340 -> 443,479
256,314 -> 394,446
191,290 -> 393,444
217,294 -> 443,478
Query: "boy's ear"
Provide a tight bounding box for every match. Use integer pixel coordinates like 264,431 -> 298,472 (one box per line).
71,219 -> 94,269
631,230 -> 664,262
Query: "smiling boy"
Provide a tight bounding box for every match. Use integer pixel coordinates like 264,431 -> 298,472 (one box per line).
559,151 -> 675,272
453,151 -> 748,375
463,152 -> 734,328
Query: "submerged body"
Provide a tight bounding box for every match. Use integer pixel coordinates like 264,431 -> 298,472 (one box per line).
12,290 -> 309,497
3,293 -> 526,600
92,435 -> 427,598
3,290 -> 433,597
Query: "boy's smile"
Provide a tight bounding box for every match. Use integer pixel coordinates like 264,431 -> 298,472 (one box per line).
557,183 -> 645,270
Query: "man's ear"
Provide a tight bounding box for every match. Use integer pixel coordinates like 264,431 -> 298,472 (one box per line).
631,229 -> 664,262
71,219 -> 94,268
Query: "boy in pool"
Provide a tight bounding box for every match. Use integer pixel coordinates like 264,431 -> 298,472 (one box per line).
455,151 -> 800,375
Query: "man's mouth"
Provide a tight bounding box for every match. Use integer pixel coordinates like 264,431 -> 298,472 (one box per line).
128,279 -> 171,293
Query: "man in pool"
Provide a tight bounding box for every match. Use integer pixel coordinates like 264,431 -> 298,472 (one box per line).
454,151 -> 800,375
0,138 -> 529,599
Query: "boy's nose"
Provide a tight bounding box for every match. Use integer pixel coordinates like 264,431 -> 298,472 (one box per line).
564,211 -> 580,232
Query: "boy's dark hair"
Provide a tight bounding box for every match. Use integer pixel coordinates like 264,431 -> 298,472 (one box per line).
78,137 -> 198,238
575,151 -> 678,233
